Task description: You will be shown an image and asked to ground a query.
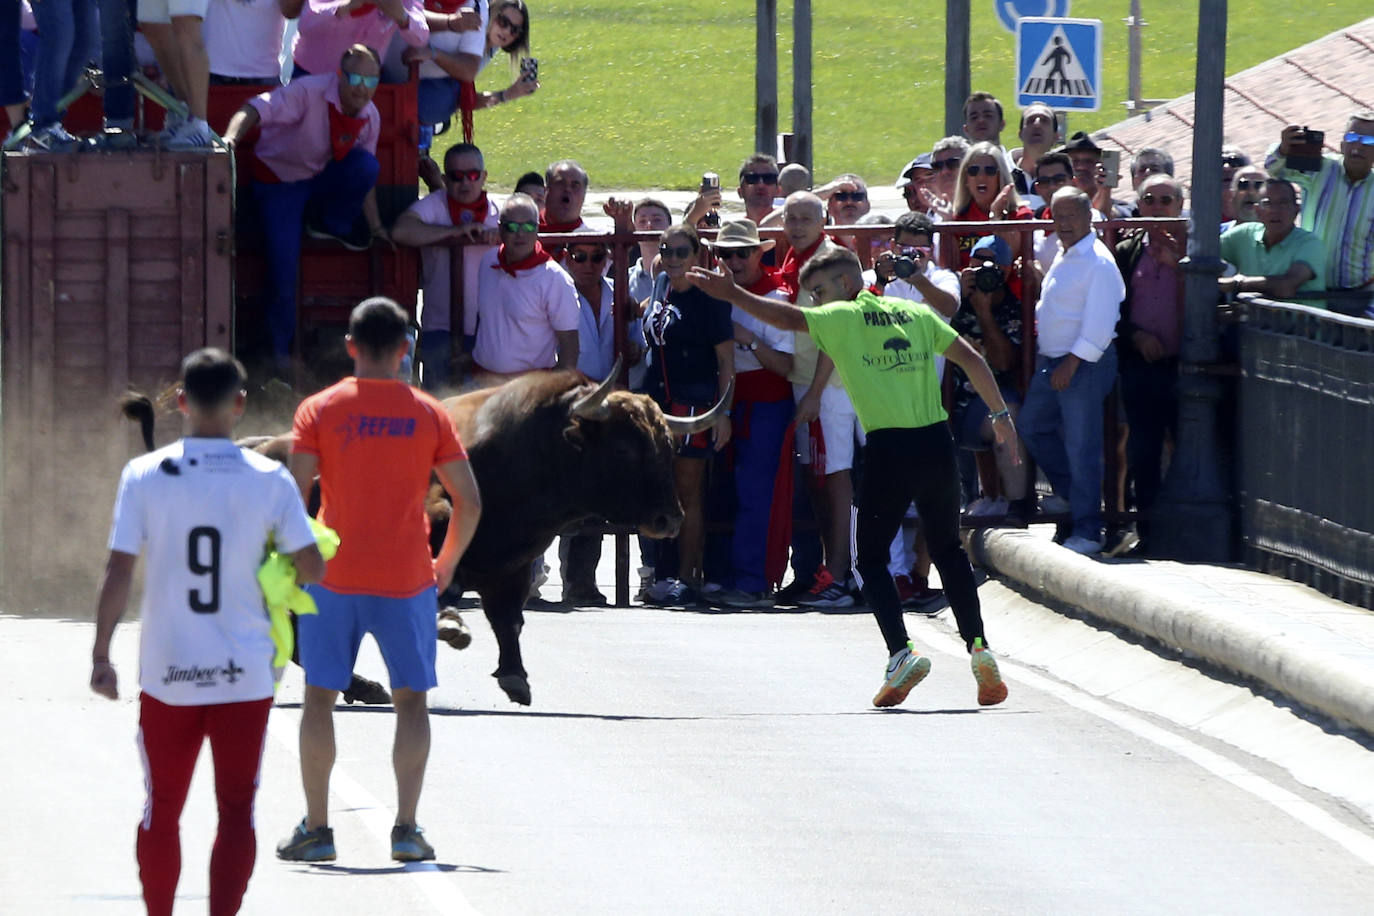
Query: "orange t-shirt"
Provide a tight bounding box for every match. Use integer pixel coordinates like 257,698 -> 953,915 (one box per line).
292,378 -> 468,597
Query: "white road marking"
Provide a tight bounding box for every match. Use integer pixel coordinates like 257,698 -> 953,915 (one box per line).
266,715 -> 484,915
919,634 -> 1374,864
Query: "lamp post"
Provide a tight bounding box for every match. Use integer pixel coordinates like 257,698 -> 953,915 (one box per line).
1150,0 -> 1235,561
945,0 -> 970,136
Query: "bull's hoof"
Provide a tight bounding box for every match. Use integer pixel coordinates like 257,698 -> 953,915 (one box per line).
497,674 -> 531,706
342,675 -> 392,706
437,607 -> 472,650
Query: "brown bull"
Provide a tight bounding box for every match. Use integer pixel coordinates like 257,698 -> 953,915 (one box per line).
438,362 -> 728,705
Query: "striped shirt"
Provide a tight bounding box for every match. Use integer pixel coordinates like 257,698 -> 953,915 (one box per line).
1266,144 -> 1374,289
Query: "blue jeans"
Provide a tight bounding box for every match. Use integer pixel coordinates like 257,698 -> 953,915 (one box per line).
96,0 -> 135,124
253,147 -> 379,357
418,329 -> 451,391
0,0 -> 24,108
1020,345 -> 1119,542
730,398 -> 793,593
28,0 -> 98,126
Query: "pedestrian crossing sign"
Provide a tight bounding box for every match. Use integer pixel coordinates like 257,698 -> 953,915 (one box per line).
1015,17 -> 1102,111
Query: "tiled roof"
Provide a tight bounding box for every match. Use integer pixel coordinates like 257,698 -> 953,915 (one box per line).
1091,17 -> 1374,202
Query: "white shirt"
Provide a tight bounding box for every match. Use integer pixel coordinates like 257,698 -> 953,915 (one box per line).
732,288 -> 794,374
382,0 -> 489,83
204,0 -> 287,80
108,439 -> 316,705
885,263 -> 960,379
1037,232 -> 1126,361
470,253 -> 580,373
408,190 -> 500,333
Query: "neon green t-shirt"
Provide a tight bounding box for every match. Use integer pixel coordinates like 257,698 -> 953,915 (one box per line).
802,290 -> 958,432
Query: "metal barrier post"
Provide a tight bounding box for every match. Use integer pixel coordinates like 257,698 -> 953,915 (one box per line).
1150,0 -> 1235,561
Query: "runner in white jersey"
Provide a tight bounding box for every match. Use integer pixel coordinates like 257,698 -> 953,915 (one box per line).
90,348 -> 325,916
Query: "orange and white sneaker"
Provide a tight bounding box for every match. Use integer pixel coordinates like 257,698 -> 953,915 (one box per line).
970,637 -> 1008,706
872,642 -> 932,708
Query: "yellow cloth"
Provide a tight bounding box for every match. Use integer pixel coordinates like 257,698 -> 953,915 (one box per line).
258,519 -> 340,678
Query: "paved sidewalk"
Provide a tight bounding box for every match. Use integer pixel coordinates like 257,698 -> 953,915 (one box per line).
971,527 -> 1374,737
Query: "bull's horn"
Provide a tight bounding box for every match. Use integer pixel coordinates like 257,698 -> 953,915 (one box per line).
663,378 -> 735,436
570,355 -> 623,420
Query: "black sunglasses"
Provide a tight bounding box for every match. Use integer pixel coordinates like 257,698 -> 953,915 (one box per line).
741,172 -> 779,185
965,164 -> 1000,176
932,158 -> 962,171
659,244 -> 693,259
1221,155 -> 1248,168
715,247 -> 757,260
1035,173 -> 1070,186
833,191 -> 867,202
1235,178 -> 1266,190
447,168 -> 482,183
568,249 -> 607,264
495,11 -> 523,33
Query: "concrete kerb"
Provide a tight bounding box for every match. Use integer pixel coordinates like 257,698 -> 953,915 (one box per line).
971,528 -> 1374,737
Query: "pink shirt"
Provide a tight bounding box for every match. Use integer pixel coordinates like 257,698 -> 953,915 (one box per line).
408,190 -> 500,332
1129,241 -> 1183,357
248,74 -> 380,182
291,0 -> 428,77
470,252 -> 580,374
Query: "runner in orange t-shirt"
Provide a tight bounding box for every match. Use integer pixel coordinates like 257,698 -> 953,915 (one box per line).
279,297 -> 482,865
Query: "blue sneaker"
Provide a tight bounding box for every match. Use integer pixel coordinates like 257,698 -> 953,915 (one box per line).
391,823 -> 435,861
276,818 -> 336,862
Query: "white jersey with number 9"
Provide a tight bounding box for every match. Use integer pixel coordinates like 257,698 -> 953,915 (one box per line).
108,438 -> 317,705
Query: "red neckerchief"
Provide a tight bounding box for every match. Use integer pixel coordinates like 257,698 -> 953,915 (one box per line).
539,214 -> 584,234
446,191 -> 490,226
327,103 -> 366,161
779,237 -> 824,301
424,0 -> 463,11
348,2 -> 377,17
492,242 -> 553,277
743,266 -> 785,297
865,283 -> 883,295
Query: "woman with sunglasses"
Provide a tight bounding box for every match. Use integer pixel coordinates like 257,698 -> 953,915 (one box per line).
395,0 -> 536,188
951,141 -> 1033,270
640,225 -> 735,607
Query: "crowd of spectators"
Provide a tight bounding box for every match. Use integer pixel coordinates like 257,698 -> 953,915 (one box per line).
2,10 -> 1371,603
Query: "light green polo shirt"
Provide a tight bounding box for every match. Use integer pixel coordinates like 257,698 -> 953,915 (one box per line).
1219,221 -> 1327,299
802,290 -> 958,433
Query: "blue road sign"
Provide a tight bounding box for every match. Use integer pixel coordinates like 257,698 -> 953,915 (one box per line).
1015,17 -> 1102,112
994,0 -> 1071,35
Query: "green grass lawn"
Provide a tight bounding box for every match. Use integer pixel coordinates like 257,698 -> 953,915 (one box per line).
446,0 -> 1371,191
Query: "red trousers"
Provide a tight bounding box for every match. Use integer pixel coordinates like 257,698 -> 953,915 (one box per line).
136,693 -> 272,916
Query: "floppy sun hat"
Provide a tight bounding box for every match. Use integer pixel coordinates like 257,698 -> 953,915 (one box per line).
711,219 -> 775,251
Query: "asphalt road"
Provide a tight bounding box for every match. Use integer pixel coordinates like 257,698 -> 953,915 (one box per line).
6,549 -> 1374,915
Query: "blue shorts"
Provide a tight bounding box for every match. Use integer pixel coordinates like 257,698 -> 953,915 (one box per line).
298,585 -> 438,692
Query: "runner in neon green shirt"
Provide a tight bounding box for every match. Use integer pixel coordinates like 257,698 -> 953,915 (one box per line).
690,246 -> 1017,709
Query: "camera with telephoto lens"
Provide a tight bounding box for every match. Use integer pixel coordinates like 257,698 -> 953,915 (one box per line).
973,264 -> 1004,293
891,245 -> 930,279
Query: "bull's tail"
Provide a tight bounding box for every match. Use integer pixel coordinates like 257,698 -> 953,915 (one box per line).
118,391 -> 156,452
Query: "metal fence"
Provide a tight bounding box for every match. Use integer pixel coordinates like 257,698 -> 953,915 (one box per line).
1239,296 -> 1374,609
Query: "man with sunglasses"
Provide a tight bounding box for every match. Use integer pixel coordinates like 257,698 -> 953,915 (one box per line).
707,220 -> 795,608
1113,174 -> 1187,555
393,142 -> 500,390
1226,165 -> 1269,229
736,154 -> 783,265
222,44 -> 387,368
466,193 -> 580,386
1218,145 -> 1248,224
1267,113 -> 1374,294
918,136 -> 970,221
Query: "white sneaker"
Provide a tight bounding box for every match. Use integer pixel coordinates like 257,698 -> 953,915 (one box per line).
641,578 -> 675,606
968,497 -> 1010,518
872,644 -> 932,708
166,118 -> 217,151
156,109 -> 186,143
1040,494 -> 1072,515
1062,535 -> 1104,555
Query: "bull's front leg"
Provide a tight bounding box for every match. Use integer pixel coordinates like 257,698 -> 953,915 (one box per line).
479,571 -> 531,706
